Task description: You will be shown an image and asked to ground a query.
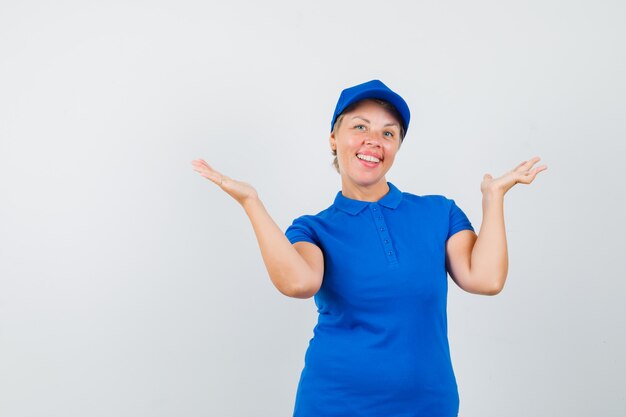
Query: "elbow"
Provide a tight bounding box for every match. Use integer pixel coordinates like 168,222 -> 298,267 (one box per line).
276,275 -> 319,299
468,272 -> 506,296
290,275 -> 322,299
482,275 -> 506,296
282,283 -> 317,299
483,284 -> 503,296
290,287 -> 317,299
469,265 -> 507,296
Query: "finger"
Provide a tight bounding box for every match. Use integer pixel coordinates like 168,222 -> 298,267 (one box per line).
192,162 -> 226,185
515,160 -> 544,182
514,160 -> 527,170
191,162 -> 212,175
516,165 -> 545,184
193,160 -> 223,178
523,156 -> 541,169
191,158 -> 206,165
191,161 -> 208,174
527,165 -> 548,180
515,174 -> 532,184
200,170 -> 222,184
192,159 -> 211,170
207,167 -> 226,183
192,158 -> 214,167
513,157 -> 538,172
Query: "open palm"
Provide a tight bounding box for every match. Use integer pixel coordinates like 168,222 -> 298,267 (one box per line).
481,156 -> 548,196
191,159 -> 258,206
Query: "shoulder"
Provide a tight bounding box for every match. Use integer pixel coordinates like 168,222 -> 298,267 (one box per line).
289,204 -> 336,225
285,203 -> 340,246
400,192 -> 454,210
286,202 -> 340,236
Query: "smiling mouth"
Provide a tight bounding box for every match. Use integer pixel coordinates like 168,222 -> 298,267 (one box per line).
356,153 -> 381,163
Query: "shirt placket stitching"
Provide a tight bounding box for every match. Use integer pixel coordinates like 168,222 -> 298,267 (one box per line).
369,204 -> 398,265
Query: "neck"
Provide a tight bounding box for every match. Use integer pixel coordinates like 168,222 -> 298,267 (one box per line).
341,178 -> 390,202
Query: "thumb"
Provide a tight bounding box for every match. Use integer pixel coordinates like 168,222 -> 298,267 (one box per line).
483,173 -> 493,181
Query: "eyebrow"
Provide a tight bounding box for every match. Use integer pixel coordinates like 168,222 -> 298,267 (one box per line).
351,116 -> 400,128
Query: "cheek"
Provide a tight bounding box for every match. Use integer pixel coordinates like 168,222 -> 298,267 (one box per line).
338,139 -> 359,155
384,143 -> 400,158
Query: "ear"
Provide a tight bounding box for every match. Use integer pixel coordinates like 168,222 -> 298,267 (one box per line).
329,132 -> 337,151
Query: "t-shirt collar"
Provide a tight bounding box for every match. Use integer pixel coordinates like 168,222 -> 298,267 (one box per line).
333,181 -> 403,215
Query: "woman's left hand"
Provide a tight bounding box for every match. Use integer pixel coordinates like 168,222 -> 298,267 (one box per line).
481,156 -> 548,196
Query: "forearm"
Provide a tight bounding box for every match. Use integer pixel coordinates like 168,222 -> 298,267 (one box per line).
242,197 -> 315,296
470,191 -> 509,294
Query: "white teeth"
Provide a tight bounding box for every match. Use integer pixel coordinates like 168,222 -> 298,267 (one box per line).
357,154 -> 380,163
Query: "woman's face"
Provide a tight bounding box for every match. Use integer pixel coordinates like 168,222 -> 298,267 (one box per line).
330,99 -> 402,191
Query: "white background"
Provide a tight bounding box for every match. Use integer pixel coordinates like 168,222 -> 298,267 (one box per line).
1,1 -> 625,416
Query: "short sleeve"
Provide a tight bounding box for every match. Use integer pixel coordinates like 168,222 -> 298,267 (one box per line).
285,215 -> 319,246
447,199 -> 475,240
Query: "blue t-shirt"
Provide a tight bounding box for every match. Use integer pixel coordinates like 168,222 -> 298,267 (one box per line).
285,182 -> 475,417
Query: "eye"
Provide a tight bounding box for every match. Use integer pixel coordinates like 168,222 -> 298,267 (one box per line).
354,124 -> 366,131
384,131 -> 394,138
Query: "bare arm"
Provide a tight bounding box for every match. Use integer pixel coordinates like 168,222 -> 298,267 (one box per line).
446,156 -> 547,295
242,197 -> 324,298
191,159 -> 323,298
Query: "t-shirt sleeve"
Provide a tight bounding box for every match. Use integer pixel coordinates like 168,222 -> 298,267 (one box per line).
285,215 -> 319,246
447,199 -> 475,240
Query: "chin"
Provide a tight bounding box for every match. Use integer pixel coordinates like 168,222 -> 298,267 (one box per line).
348,175 -> 386,187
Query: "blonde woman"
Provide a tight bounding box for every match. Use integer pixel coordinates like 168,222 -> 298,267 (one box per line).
192,80 -> 547,416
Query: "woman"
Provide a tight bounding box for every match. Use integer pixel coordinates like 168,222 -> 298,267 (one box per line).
191,80 -> 547,416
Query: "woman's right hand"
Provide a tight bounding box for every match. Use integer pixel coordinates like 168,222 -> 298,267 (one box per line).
191,159 -> 259,207
192,158 -> 322,298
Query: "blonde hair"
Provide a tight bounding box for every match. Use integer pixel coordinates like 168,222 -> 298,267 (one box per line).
330,99 -> 406,173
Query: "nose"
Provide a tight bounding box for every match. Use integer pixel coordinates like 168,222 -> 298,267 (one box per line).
365,133 -> 383,147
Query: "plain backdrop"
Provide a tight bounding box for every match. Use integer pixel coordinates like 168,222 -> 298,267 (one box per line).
1,1 -> 625,416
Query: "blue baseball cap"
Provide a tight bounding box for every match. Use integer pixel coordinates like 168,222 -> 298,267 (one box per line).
330,79 -> 411,135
